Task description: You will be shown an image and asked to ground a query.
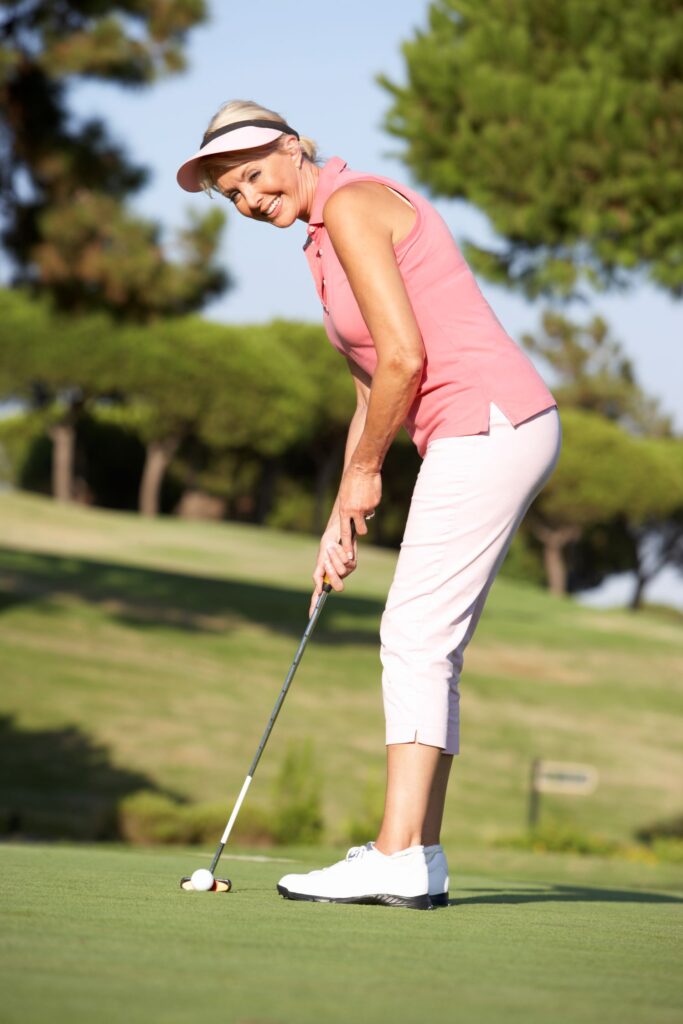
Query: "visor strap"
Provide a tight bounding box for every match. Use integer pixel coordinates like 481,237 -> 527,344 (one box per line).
201,119 -> 299,149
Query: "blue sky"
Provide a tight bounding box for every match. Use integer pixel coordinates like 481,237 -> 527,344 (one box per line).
55,0 -> 683,432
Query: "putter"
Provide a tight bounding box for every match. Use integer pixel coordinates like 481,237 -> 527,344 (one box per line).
181,523 -> 357,892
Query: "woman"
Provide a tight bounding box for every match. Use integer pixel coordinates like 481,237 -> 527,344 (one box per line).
177,100 -> 561,910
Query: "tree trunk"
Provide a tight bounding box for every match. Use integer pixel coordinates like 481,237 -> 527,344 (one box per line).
629,571 -> 648,611
628,522 -> 683,612
139,437 -> 180,517
529,521 -> 581,595
49,421 -> 76,503
543,541 -> 568,595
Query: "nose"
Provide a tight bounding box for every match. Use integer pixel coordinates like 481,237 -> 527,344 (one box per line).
243,183 -> 263,216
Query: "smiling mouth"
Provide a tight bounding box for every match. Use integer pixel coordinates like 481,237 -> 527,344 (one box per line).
265,195 -> 282,217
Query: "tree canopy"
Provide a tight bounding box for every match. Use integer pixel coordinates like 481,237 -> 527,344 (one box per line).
379,0 -> 683,298
522,310 -> 674,436
0,0 -> 227,319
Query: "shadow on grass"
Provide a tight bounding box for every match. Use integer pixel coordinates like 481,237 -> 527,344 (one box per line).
0,714 -> 169,841
0,547 -> 383,644
449,883 -> 682,907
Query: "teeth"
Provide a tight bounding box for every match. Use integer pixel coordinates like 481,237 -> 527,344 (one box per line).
266,195 -> 281,216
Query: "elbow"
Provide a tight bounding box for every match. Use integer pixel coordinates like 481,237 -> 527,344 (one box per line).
381,354 -> 423,384
406,357 -> 424,382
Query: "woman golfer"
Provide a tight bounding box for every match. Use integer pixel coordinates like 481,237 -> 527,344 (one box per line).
177,100 -> 561,910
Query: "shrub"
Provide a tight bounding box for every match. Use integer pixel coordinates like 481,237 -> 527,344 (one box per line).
271,740 -> 325,845
635,813 -> 683,844
651,839 -> 683,865
494,820 -> 622,857
118,792 -> 193,845
117,791 -> 275,846
345,779 -> 384,846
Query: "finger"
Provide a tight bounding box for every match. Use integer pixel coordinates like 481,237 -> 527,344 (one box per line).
339,516 -> 356,560
326,543 -> 350,575
322,550 -> 345,592
353,512 -> 368,537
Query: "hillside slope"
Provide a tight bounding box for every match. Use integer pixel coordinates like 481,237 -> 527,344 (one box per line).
1,492 -> 681,851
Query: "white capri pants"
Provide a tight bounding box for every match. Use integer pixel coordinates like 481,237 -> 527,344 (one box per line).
380,401 -> 562,755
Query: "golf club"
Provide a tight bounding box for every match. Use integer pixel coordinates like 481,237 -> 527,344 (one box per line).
181,522 -> 359,892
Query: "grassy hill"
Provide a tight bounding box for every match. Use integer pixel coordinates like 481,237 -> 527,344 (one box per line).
1,491 -> 681,856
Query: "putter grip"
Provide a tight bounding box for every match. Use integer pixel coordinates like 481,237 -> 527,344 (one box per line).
322,520 -> 357,592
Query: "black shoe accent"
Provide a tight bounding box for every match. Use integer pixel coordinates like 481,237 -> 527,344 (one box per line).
277,884 -> 432,910
430,892 -> 448,907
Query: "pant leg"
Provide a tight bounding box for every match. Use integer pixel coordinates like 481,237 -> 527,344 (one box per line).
380,402 -> 561,755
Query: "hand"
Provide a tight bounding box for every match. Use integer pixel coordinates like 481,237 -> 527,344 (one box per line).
310,525 -> 358,617
338,463 -> 381,557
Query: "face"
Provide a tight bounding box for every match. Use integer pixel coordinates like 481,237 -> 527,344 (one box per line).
216,138 -> 307,227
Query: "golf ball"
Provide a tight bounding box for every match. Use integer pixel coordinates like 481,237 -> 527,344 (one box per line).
190,868 -> 214,891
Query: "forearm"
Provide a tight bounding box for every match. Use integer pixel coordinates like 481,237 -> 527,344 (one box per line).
349,361 -> 421,473
325,403 -> 369,532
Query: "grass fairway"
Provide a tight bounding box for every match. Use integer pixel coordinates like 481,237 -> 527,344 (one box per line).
1,492 -> 682,1022
2,842 -> 681,1024
1,491 -> 681,850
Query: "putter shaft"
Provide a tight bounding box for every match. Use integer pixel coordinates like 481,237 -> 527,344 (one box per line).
208,581 -> 333,875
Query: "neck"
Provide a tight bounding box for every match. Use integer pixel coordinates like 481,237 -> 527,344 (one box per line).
297,160 -> 322,223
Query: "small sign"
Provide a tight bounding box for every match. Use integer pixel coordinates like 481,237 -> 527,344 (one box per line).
533,760 -> 599,796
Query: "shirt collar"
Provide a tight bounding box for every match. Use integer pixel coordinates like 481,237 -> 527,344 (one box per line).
306,156 -> 348,229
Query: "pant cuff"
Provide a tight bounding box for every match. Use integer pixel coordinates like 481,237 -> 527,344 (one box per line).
385,725 -> 460,756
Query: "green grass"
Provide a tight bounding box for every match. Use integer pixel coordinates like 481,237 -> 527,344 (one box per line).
2,842 -> 682,1024
1,491 -> 681,850
1,491 -> 682,1022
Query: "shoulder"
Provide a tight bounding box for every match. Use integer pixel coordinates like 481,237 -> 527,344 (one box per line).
322,180 -> 400,234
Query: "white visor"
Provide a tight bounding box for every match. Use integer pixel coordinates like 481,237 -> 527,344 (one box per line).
176,120 -> 298,193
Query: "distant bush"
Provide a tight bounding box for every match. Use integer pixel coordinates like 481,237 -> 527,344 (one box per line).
635,813 -> 683,865
493,819 -> 683,864
495,821 -> 623,858
117,742 -> 327,847
498,531 -> 546,586
345,779 -> 384,846
271,740 -> 325,845
118,791 -> 275,846
265,478 -> 317,533
650,839 -> 683,865
635,813 -> 683,843
0,410 -> 52,493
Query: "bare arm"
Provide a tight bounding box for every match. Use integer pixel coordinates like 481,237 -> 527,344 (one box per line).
324,360 -> 370,532
322,181 -> 425,553
309,362 -> 370,614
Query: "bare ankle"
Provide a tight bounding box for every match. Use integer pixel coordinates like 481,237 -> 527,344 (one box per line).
375,833 -> 422,856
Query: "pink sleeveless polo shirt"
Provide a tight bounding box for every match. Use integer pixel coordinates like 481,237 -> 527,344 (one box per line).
303,157 -> 557,458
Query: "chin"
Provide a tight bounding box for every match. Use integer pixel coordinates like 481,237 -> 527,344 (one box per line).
272,210 -> 298,229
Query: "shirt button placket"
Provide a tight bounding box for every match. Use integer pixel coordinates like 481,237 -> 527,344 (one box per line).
318,244 -> 328,313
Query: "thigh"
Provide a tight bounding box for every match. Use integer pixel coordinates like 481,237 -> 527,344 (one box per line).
382,404 -> 560,629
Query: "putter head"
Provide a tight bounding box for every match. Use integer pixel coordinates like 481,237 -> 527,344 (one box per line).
180,876 -> 232,893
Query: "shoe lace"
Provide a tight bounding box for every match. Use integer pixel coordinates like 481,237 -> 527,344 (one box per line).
345,843 -> 372,862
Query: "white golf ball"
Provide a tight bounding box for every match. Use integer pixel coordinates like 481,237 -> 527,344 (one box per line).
190,868 -> 214,891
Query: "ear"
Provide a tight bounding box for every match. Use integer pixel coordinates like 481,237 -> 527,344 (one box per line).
282,134 -> 302,162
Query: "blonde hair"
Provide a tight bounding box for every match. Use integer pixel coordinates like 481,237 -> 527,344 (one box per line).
197,99 -> 320,196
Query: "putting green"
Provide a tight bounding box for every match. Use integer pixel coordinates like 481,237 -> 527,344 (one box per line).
2,843 -> 681,1024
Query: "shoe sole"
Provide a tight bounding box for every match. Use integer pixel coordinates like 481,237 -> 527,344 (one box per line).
277,884 -> 432,910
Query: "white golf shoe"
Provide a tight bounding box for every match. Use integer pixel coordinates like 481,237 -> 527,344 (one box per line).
424,844 -> 449,907
277,842 -> 431,910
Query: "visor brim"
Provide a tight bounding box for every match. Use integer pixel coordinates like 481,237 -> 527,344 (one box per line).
176,126 -> 287,193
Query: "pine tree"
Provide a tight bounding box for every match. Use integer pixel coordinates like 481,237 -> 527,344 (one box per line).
379,0 -> 683,298
522,311 -> 673,436
0,0 -> 228,319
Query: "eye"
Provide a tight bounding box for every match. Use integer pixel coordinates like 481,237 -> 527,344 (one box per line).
249,171 -> 260,182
